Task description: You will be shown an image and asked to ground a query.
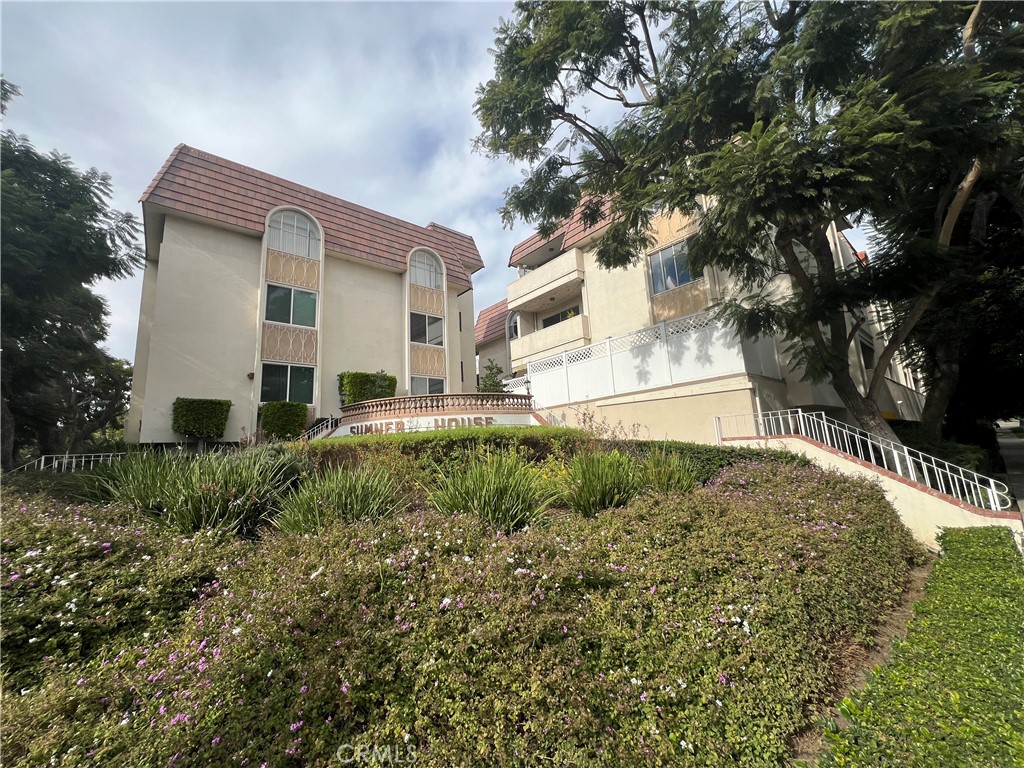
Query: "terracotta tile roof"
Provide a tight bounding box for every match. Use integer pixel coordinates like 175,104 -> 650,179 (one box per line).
141,144 -> 482,288
474,298 -> 508,347
508,199 -> 611,267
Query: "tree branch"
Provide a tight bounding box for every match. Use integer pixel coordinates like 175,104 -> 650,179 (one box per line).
635,2 -> 662,104
963,0 -> 983,59
939,158 -> 983,247
868,282 -> 943,399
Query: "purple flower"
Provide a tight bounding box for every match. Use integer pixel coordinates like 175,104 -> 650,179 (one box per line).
341,681 -> 350,694
290,720 -> 303,732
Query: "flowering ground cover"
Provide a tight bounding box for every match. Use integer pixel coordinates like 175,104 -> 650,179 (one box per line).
1,454 -> 926,767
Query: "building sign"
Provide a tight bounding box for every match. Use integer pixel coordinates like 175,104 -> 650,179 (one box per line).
342,412 -> 539,436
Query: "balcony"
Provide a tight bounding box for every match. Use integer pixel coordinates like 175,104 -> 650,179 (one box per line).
507,248 -> 585,312
511,313 -> 590,368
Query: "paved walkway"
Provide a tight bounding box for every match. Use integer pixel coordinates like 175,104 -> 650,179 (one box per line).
996,427 -> 1024,511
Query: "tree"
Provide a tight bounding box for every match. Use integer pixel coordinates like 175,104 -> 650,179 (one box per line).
476,1 -> 1024,441
1,81 -> 142,468
477,359 -> 507,393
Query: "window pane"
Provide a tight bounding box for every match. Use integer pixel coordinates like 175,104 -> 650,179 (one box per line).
289,366 -> 314,404
261,364 -> 288,402
426,315 -> 444,346
269,211 -> 319,260
650,253 -> 666,295
266,285 -> 292,323
410,250 -> 442,289
673,244 -> 691,285
428,377 -> 445,394
410,313 -> 427,344
410,376 -> 429,395
292,290 -> 317,327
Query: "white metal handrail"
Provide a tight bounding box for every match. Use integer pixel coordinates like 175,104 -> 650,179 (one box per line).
10,453 -> 127,473
720,409 -> 1012,512
301,418 -> 341,441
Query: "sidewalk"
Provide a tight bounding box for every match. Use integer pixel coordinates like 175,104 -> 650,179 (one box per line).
995,427 -> 1024,511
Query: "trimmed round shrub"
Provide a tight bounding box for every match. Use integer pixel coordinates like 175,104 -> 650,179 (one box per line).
171,397 -> 232,440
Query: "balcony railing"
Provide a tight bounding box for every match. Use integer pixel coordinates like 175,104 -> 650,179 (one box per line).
337,393 -> 535,424
507,248 -> 585,311
511,313 -> 591,366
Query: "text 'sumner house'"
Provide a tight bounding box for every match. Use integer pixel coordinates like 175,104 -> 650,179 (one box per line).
125,145 -> 482,444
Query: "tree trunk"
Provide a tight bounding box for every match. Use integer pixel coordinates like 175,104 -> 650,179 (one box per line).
918,340 -> 960,442
831,369 -> 902,442
0,395 -> 15,471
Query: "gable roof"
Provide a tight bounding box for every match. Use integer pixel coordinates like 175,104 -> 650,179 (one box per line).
141,144 -> 483,288
509,200 -> 611,267
474,298 -> 508,347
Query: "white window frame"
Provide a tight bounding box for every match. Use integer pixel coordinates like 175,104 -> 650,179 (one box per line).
409,249 -> 443,290
268,210 -> 321,260
260,363 -> 315,405
265,283 -> 317,328
410,311 -> 444,347
648,240 -> 694,296
411,376 -> 445,395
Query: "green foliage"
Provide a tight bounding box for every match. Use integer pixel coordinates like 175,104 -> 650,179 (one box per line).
477,358 -> 506,393
260,400 -> 308,440
170,398 -> 232,441
820,527 -> 1024,767
1,462 -> 924,766
0,493 -> 249,693
429,451 -> 560,533
631,438 -> 811,485
475,2 -> 1024,436
891,423 -> 990,473
643,446 -> 698,495
1,88 -> 142,468
274,465 -> 408,533
338,370 -> 397,405
566,450 -> 644,516
89,450 -> 298,535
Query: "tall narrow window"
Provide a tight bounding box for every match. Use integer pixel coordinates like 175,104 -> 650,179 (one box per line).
269,210 -> 320,259
410,249 -> 443,289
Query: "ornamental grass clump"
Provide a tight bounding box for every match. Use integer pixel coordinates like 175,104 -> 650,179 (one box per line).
643,445 -> 698,494
91,450 -> 297,534
274,466 -> 407,533
565,449 -> 644,516
429,451 -> 560,533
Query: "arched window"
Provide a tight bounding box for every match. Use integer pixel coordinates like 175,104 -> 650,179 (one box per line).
409,249 -> 443,290
507,311 -> 520,340
268,210 -> 320,259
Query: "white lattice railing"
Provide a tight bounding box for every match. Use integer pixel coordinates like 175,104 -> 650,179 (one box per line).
716,409 -> 1012,512
11,453 -> 127,473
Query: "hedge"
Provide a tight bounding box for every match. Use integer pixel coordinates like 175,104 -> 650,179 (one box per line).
338,370 -> 397,405
820,526 -> 1024,767
260,401 -> 309,439
171,397 -> 231,440
292,426 -> 809,483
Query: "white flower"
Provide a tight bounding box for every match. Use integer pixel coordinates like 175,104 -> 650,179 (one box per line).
310,566 -> 325,580
439,597 -> 452,610
232,627 -> 243,636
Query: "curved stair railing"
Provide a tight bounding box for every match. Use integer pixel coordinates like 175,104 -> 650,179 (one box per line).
717,409 -> 1012,512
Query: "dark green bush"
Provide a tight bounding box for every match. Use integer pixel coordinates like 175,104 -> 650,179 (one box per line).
260,400 -> 309,439
1,462 -> 923,767
171,397 -> 232,440
820,526 -> 1024,767
338,370 -> 397,405
632,438 -> 810,484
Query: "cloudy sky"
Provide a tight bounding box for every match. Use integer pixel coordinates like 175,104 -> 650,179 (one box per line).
2,1 -> 528,362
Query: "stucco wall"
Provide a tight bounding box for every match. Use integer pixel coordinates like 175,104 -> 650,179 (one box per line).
582,250 -> 651,340
546,375 -> 757,444
137,216 -> 263,443
320,253 -> 405,406
476,337 -> 511,383
124,257 -> 160,442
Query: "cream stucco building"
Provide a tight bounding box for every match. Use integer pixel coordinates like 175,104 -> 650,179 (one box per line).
476,207 -> 925,444
126,145 -> 482,444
